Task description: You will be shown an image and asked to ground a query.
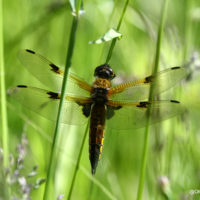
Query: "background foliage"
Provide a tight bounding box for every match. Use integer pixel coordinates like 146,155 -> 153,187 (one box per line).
1,0 -> 200,199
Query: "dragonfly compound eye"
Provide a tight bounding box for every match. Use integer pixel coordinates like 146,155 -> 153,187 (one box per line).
94,64 -> 116,80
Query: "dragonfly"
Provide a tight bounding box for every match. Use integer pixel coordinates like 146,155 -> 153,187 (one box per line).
12,49 -> 187,174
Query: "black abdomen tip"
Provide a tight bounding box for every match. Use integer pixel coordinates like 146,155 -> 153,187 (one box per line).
91,168 -> 96,175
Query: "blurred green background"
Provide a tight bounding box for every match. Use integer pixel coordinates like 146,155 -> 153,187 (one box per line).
1,0 -> 200,199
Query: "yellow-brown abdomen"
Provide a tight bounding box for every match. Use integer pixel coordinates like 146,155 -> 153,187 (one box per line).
89,104 -> 106,174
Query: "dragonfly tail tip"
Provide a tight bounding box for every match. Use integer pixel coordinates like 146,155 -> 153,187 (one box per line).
91,168 -> 96,175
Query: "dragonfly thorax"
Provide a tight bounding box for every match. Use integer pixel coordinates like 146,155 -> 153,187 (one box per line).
91,88 -> 108,104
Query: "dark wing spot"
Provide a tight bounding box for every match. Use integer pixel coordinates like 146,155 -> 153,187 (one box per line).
144,75 -> 153,83
145,67 -> 181,83
171,66 -> 180,70
17,85 -> 27,88
137,101 -> 151,108
26,49 -> 35,54
170,100 -> 180,103
47,91 -> 60,99
49,63 -> 61,74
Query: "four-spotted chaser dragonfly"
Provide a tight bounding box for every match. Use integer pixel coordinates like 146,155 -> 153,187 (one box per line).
12,49 -> 187,174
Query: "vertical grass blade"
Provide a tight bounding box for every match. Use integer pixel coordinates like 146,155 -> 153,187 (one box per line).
67,122 -> 89,200
43,8 -> 80,200
105,0 -> 129,63
0,0 -> 9,167
0,1 -> 10,198
183,0 -> 192,64
136,0 -> 169,199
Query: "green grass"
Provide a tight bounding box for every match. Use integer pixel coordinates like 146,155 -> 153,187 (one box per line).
43,5 -> 80,199
0,0 -> 10,198
1,0 -> 200,199
0,0 -> 9,167
136,0 -> 169,199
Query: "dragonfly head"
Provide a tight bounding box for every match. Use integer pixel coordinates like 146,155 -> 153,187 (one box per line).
94,64 -> 116,80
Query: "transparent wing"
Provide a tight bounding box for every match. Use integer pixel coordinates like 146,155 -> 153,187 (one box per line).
11,85 -> 92,125
18,49 -> 64,91
67,73 -> 93,96
109,67 -> 187,101
18,49 -> 92,96
106,99 -> 185,130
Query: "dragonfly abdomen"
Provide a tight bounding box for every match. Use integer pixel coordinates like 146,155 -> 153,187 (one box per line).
89,104 -> 106,174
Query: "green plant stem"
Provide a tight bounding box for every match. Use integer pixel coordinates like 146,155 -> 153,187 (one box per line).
43,16 -> 79,200
136,0 -> 169,199
105,0 -> 129,63
136,119 -> 150,200
67,122 -> 89,200
0,1 -> 10,199
0,0 -> 9,167
76,0 -> 82,16
153,0 -> 169,76
183,0 -> 192,64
